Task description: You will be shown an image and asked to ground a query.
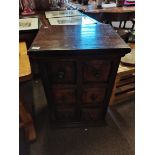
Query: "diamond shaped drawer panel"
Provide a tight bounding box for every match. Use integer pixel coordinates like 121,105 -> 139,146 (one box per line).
52,88 -> 76,107
81,108 -> 103,121
82,60 -> 111,83
82,87 -> 106,106
47,61 -> 76,84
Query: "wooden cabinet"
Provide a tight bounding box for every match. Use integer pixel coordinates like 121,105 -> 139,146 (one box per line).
28,24 -> 131,126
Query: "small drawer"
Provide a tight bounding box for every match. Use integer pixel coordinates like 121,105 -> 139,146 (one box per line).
81,108 -> 103,121
82,60 -> 111,82
47,61 -> 76,84
56,108 -> 75,121
52,88 -> 76,107
82,88 -> 106,105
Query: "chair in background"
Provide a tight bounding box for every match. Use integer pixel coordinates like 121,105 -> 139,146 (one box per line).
19,42 -> 36,142
108,43 -> 135,131
101,11 -> 135,42
109,43 -> 135,105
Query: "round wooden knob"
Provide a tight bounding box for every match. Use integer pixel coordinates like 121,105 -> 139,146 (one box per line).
93,70 -> 100,78
58,71 -> 65,79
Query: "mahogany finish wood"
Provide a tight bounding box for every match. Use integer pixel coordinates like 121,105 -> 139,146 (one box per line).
29,24 -> 130,52
28,24 -> 131,126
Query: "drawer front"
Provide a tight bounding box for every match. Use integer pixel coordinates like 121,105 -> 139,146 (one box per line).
52,88 -> 76,107
82,88 -> 106,105
56,108 -> 75,121
47,61 -> 76,83
81,108 -> 103,121
82,60 -> 111,82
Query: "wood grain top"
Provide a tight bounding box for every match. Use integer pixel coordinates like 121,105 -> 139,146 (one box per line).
29,24 -> 130,55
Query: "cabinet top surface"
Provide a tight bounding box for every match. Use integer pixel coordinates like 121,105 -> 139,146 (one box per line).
29,24 -> 130,54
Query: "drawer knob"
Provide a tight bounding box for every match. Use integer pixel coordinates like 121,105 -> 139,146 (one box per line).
58,71 -> 65,79
94,70 -> 100,78
91,94 -> 97,101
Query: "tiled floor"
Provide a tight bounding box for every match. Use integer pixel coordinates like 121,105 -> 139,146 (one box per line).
20,79 -> 135,155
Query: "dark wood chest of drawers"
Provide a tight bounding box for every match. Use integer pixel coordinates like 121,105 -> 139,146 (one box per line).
28,24 -> 131,126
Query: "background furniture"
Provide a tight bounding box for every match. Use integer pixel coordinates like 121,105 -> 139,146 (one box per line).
19,42 -> 36,141
100,11 -> 135,29
67,1 -> 135,42
110,43 -> 135,105
100,11 -> 135,42
109,63 -> 135,105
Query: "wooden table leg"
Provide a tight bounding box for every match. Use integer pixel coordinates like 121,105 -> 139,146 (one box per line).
19,100 -> 36,142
